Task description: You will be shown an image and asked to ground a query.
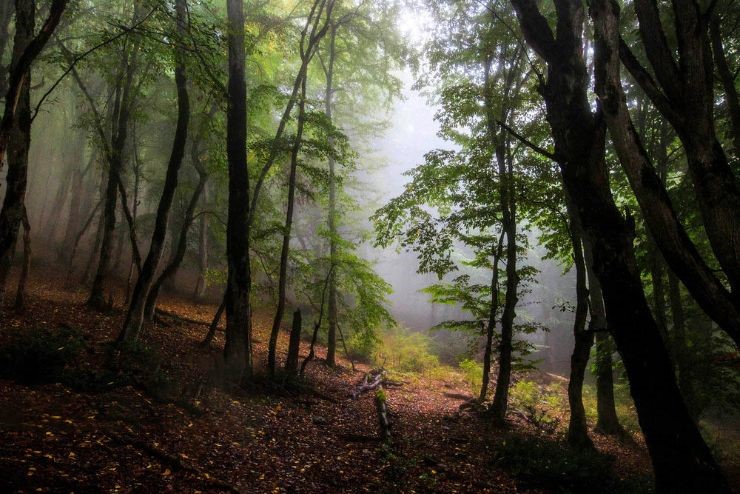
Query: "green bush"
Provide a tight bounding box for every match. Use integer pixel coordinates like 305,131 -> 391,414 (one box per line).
0,325 -> 85,385
510,379 -> 563,433
493,435 -> 653,493
373,329 -> 440,373
458,358 -> 482,395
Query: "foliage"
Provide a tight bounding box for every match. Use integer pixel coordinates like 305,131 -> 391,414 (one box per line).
458,358 -> 482,395
372,328 -> 440,373
509,379 -> 563,434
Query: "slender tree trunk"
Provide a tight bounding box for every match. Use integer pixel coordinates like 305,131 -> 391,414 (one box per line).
0,1 -> 13,96
489,143 -> 518,424
194,183 -> 208,300
14,204 -> 30,310
647,238 -> 669,343
144,156 -> 207,320
224,0 -> 253,380
284,309 -> 302,376
83,203 -> 105,285
584,238 -> 623,435
710,14 -> 740,156
87,41 -> 138,309
324,25 -> 339,368
0,0 -> 68,166
565,193 -> 594,449
61,147 -> 93,260
480,232 -> 504,401
668,271 -> 696,415
119,0 -> 190,342
268,74 -> 308,375
0,0 -> 33,307
202,295 -> 226,348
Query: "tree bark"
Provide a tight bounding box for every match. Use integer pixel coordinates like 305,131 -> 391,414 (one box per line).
284,309 -> 302,376
710,14 -> 740,155
668,271 -> 697,414
0,0 -> 68,167
594,0 -> 740,346
144,123 -> 210,320
224,0 -> 253,381
0,0 -> 34,307
565,193 -> 594,449
13,204 -> 30,311
0,1 -> 14,96
480,232 -> 505,401
325,24 -> 339,368
268,73 -> 308,375
621,0 -> 740,294
512,0 -> 729,489
584,238 -> 623,436
119,0 -> 190,342
489,142 -> 518,424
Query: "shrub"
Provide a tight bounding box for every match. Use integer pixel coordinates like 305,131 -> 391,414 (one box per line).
458,358 -> 482,395
509,379 -> 563,433
0,325 -> 85,385
373,329 -> 440,373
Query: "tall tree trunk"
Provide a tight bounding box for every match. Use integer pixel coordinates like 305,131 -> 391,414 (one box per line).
593,0 -> 740,346
223,0 -> 253,380
14,204 -> 29,310
565,193 -> 594,449
284,309 -> 302,376
194,183 -> 208,300
480,232 -> 504,401
61,146 -> 93,260
710,14 -> 740,156
324,24 -> 339,368
0,0 -> 68,167
0,1 -> 13,96
143,145 -> 208,320
489,142 -> 518,424
513,0 -> 729,489
119,0 -> 190,342
668,271 -> 697,414
0,0 -> 33,307
647,239 -> 669,343
268,74 -> 308,375
621,0 -> 740,294
87,37 -> 139,309
584,238 -> 623,435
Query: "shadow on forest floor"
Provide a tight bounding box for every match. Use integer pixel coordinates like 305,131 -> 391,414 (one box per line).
0,270 -> 662,493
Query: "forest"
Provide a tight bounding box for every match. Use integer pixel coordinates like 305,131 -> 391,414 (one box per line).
0,0 -> 738,492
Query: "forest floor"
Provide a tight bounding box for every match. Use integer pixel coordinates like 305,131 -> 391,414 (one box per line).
0,269 -> 686,493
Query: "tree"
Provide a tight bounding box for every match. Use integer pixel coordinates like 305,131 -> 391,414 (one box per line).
0,0 -> 69,305
119,0 -> 190,342
510,0 -> 729,489
267,0 -> 337,375
620,0 -> 740,294
223,0 -> 252,380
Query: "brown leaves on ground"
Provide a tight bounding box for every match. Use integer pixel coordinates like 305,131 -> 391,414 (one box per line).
0,272 -> 654,493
